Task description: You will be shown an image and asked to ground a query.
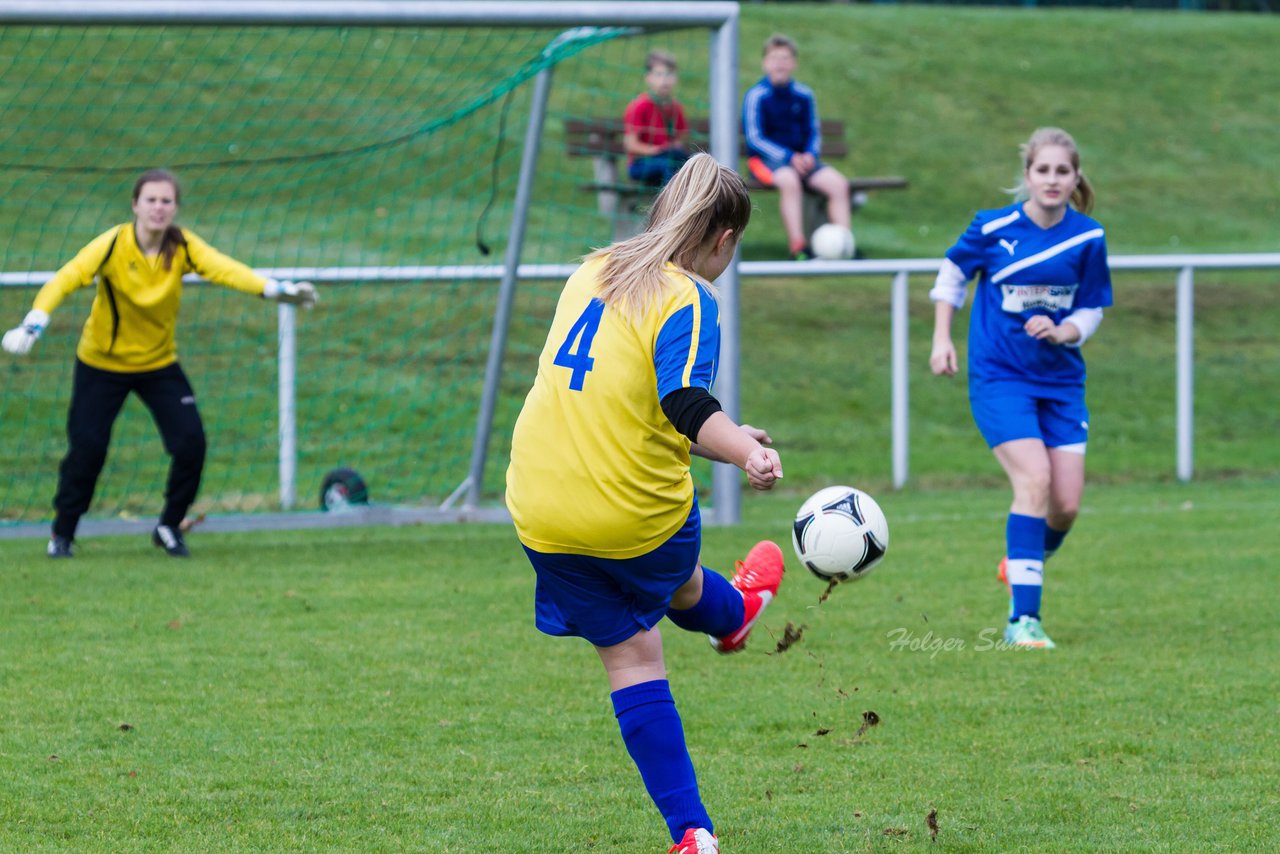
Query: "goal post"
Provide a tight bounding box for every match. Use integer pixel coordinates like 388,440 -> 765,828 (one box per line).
0,1 -> 745,533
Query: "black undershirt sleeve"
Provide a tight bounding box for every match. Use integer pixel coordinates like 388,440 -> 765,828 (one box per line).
660,386 -> 723,444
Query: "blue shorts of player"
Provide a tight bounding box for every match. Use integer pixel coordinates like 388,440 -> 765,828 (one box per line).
523,497 -> 701,648
969,382 -> 1089,450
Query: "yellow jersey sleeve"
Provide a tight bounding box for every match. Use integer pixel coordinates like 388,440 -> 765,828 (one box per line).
183,229 -> 268,295
32,227 -> 123,316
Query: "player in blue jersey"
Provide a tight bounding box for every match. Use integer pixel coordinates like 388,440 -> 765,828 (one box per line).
742,33 -> 851,260
928,128 -> 1112,649
506,153 -> 785,854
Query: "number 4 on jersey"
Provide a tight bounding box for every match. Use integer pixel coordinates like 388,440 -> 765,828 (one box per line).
554,298 -> 605,391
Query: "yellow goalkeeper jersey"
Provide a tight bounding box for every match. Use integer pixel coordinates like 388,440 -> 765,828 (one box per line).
506,256 -> 722,558
32,223 -> 267,372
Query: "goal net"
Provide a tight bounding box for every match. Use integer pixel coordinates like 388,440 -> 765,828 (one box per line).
0,2 -> 739,527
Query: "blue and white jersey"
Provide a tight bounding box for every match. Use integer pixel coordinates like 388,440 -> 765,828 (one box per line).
946,203 -> 1112,392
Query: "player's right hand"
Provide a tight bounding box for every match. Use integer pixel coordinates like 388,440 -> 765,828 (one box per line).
929,338 -> 958,376
2,309 -> 48,356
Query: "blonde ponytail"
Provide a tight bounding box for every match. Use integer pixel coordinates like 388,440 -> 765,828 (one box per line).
588,153 -> 750,319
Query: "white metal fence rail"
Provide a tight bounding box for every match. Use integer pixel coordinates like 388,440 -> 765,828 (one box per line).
234,251 -> 1280,500
4,253 -> 1278,521
740,253 -> 1280,490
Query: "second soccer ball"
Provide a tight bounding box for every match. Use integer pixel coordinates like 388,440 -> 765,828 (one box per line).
319,467 -> 369,512
810,224 -> 856,260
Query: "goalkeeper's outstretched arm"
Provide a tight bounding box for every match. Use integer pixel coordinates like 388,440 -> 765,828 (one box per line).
184,230 -> 318,308
2,227 -> 120,356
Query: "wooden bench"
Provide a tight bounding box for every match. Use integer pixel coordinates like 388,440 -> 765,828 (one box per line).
564,117 -> 909,240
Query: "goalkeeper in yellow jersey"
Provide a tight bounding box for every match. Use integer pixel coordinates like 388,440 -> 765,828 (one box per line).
1,169 -> 317,558
506,154 -> 784,854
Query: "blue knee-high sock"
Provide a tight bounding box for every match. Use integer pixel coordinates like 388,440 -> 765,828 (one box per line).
665,568 -> 743,637
1044,525 -> 1070,561
611,680 -> 712,842
1006,513 -> 1047,622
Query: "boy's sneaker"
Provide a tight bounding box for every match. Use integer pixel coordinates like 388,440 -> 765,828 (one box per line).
47,535 -> 74,558
152,524 -> 190,558
1004,615 -> 1055,649
709,540 -> 784,654
669,828 -> 718,854
791,246 -> 813,261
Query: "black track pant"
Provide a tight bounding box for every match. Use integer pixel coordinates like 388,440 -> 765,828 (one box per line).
53,359 -> 207,539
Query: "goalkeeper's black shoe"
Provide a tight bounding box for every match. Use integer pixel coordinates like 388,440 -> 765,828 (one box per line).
152,524 -> 190,558
47,535 -> 74,558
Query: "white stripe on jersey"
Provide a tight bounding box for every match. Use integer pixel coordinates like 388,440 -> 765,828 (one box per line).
980,209 -> 1022,235
991,228 -> 1105,284
793,82 -> 822,157
742,85 -> 790,163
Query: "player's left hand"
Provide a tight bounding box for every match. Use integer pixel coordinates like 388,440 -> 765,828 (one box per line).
739,424 -> 773,445
745,447 -> 783,491
1024,315 -> 1072,344
264,279 -> 319,308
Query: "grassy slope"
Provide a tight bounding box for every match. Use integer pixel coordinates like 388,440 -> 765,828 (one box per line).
730,6 -> 1280,494
736,6 -> 1280,259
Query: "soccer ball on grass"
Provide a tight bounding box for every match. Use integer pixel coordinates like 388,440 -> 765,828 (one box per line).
810,223 -> 856,260
792,485 -> 889,581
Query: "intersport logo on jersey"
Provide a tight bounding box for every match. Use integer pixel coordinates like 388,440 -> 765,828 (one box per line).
1000,283 -> 1077,313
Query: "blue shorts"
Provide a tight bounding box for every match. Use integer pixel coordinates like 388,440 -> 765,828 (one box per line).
521,497 -> 701,648
969,385 -> 1090,450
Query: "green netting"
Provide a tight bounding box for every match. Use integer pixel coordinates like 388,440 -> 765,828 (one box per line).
0,23 -> 717,523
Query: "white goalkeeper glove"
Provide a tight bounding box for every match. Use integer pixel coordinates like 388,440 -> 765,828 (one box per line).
2,309 -> 49,356
263,279 -> 318,308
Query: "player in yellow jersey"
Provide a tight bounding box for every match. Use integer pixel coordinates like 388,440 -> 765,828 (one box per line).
507,154 -> 783,854
2,169 -> 317,558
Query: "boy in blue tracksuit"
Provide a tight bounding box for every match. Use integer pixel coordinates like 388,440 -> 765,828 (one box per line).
742,33 -> 851,260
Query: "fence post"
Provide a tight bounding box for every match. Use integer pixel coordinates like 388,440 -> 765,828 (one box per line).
1176,266 -> 1194,481
891,270 -> 909,489
278,302 -> 297,509
709,13 -> 741,525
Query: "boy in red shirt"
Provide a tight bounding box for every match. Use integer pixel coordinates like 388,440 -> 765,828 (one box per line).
624,50 -> 691,186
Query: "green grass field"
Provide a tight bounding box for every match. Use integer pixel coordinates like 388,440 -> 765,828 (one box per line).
2,479 -> 1276,851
